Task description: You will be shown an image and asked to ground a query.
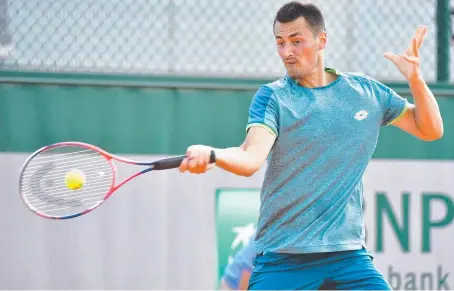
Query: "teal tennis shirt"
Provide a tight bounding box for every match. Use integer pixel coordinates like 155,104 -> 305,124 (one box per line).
247,69 -> 408,254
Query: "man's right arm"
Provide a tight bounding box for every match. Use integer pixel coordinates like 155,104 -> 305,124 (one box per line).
178,127 -> 276,176
179,85 -> 279,176
214,127 -> 276,177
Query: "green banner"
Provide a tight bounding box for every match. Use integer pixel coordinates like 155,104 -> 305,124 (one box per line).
215,188 -> 260,284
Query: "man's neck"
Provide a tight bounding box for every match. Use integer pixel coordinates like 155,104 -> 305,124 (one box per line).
295,55 -> 338,88
297,68 -> 338,88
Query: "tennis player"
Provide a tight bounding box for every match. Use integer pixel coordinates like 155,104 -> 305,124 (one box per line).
219,232 -> 256,290
180,1 -> 443,289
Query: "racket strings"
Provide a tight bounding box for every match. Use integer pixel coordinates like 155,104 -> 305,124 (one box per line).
20,146 -> 114,217
29,149 -> 93,161
21,154 -> 111,183
25,179 -> 114,201
21,151 -> 104,176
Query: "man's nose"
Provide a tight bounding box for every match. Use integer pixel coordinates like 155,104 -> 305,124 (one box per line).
282,45 -> 293,58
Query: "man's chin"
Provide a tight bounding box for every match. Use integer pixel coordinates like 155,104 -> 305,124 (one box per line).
286,71 -> 299,79
285,67 -> 300,78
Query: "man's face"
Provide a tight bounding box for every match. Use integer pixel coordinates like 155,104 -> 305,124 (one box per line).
274,17 -> 326,78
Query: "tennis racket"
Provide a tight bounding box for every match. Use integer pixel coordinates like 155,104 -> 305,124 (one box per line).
18,141 -> 213,220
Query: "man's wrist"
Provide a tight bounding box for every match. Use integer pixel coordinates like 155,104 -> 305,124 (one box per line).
209,149 -> 217,164
408,75 -> 425,88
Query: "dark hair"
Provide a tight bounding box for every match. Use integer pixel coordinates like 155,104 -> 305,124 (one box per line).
273,1 -> 326,35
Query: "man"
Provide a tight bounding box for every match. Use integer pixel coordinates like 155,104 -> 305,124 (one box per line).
180,1 -> 443,290
219,232 -> 256,290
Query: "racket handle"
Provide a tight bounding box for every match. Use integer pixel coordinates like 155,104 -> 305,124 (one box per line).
151,150 -> 216,170
152,155 -> 186,170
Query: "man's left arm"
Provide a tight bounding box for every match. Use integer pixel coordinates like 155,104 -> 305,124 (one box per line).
384,25 -> 443,141
391,78 -> 443,141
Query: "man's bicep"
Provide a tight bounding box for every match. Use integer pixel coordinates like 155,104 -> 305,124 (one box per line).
241,126 -> 276,165
391,104 -> 429,140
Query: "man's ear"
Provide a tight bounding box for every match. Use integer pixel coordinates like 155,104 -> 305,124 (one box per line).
318,31 -> 327,50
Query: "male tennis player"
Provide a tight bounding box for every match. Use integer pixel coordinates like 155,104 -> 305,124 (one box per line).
180,1 -> 443,290
219,232 -> 256,290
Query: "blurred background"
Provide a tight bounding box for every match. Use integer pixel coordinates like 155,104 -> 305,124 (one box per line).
0,0 -> 453,289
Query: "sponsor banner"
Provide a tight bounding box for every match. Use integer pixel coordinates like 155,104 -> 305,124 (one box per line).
216,160 -> 454,290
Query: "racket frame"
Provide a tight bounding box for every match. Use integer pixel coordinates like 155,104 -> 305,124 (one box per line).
18,141 -> 185,220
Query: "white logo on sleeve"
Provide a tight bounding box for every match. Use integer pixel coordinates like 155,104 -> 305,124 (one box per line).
354,110 -> 369,121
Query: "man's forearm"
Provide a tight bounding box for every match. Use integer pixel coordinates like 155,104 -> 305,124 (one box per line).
215,147 -> 263,177
409,77 -> 443,139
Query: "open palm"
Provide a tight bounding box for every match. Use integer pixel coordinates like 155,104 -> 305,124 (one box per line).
384,25 -> 428,82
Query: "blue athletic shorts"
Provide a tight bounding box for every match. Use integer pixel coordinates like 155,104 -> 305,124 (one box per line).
248,247 -> 391,290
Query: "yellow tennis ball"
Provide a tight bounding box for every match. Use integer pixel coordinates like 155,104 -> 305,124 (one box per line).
65,170 -> 85,190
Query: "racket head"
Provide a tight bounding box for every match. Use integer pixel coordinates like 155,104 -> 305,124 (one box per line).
18,142 -> 116,219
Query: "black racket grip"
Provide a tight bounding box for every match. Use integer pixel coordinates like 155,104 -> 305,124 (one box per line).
151,150 -> 216,170
152,155 -> 186,170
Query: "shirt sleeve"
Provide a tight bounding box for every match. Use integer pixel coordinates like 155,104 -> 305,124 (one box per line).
368,77 -> 409,126
246,86 -> 279,136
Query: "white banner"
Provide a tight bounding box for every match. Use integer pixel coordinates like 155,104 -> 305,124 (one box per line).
1,154 -> 452,290
215,160 -> 454,290
363,160 -> 454,290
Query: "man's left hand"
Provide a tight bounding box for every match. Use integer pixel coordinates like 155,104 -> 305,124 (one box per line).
384,25 -> 428,83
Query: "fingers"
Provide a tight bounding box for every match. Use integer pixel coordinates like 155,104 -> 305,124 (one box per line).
410,25 -> 427,53
383,52 -> 399,63
412,37 -> 419,58
179,156 -> 208,174
415,25 -> 428,48
178,145 -> 213,174
188,156 -> 200,169
384,51 -> 419,66
419,26 -> 427,48
178,157 -> 189,173
404,25 -> 427,56
404,55 -> 419,65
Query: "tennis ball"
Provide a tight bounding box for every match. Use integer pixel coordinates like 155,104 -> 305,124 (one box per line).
65,170 -> 85,190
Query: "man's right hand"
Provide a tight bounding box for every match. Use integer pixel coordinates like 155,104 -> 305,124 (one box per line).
179,144 -> 215,174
